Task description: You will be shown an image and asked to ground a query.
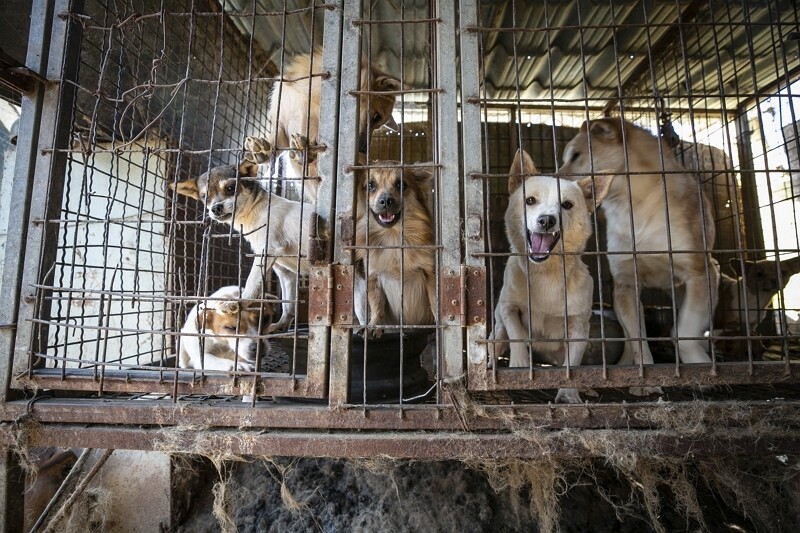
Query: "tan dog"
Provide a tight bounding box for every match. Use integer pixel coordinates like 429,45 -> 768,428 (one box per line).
489,150 -> 613,404
717,256 -> 800,333
170,162 -> 316,331
178,285 -> 270,372
354,163 -> 437,338
245,48 -> 401,203
560,118 -> 718,395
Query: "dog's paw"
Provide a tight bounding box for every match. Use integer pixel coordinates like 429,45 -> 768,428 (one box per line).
214,300 -> 240,315
289,134 -> 320,165
628,386 -> 664,397
555,388 -> 583,404
244,136 -> 273,164
236,359 -> 255,373
267,313 -> 293,333
365,327 -> 384,340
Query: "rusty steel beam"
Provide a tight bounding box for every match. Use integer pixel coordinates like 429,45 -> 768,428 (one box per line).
2,422 -> 800,460
470,361 -> 800,390
3,397 -> 799,432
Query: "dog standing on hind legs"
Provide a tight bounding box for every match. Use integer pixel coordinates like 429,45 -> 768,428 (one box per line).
489,149 -> 614,404
560,118 -> 719,395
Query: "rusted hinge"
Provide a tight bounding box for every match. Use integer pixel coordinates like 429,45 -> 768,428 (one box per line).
307,264 -> 356,327
439,265 -> 487,327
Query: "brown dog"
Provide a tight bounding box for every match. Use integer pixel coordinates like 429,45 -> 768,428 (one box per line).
560,118 -> 718,395
354,163 -> 437,338
245,48 -> 402,203
716,256 -> 800,333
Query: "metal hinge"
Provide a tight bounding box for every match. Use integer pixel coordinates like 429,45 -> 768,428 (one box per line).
439,265 -> 487,327
308,264 -> 356,327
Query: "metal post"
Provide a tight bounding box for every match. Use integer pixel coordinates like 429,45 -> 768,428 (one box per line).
459,0 -> 489,387
735,107 -> 765,259
434,0 -> 464,382
0,0 -> 56,402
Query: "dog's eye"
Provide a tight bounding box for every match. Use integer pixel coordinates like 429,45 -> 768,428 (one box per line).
371,112 -> 382,124
395,180 -> 402,190
225,183 -> 236,195
525,196 -> 536,206
561,200 -> 574,210
223,325 -> 237,332
570,152 -> 580,163
368,180 -> 376,192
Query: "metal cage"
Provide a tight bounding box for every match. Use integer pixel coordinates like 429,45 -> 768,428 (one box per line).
2,0 -> 800,490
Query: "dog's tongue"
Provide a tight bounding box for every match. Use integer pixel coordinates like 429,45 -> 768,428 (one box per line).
529,232 -> 557,255
379,213 -> 396,224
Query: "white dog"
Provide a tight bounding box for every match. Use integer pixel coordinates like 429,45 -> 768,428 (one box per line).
489,149 -> 613,403
560,118 -> 718,395
178,285 -> 270,372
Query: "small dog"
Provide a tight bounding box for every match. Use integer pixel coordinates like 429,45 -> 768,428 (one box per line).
489,149 -> 613,404
560,118 -> 719,395
245,48 -> 402,203
354,162 -> 437,338
716,255 -> 800,333
170,161 -> 317,331
178,285 -> 270,372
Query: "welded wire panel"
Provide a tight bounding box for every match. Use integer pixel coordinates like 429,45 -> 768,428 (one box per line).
14,0 -> 329,398
469,0 -> 800,399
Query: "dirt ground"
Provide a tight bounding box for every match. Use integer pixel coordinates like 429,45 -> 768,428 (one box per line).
175,455 -> 800,532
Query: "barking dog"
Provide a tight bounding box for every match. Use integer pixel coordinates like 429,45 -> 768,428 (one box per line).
170,161 -> 317,331
489,149 -> 613,404
354,163 -> 437,338
178,285 -> 270,372
560,118 -> 718,395
245,48 -> 402,203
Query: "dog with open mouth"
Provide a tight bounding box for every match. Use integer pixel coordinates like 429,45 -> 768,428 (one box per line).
354,162 -> 437,338
489,149 -> 613,403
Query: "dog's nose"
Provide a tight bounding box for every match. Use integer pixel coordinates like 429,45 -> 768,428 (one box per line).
211,203 -> 225,216
537,214 -> 557,231
378,195 -> 395,209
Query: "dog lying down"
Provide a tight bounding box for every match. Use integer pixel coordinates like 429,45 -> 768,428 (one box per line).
170,161 -> 317,331
489,149 -> 613,404
178,285 -> 271,372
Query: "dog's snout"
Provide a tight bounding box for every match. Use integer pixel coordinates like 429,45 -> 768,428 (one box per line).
537,214 -> 557,231
378,194 -> 395,209
211,203 -> 226,216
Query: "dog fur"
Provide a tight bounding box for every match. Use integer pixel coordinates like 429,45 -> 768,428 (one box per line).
178,285 -> 270,372
354,163 -> 437,338
170,162 -> 317,331
245,48 -> 402,203
560,118 -> 718,395
717,255 -> 800,333
489,149 -> 613,404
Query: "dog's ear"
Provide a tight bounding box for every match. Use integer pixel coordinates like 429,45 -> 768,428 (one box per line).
372,74 -> 403,92
238,160 -> 258,178
589,119 -> 621,141
509,149 -> 537,194
577,173 -> 615,213
169,178 -> 201,200
781,255 -> 800,278
407,166 -> 433,191
196,303 -> 215,331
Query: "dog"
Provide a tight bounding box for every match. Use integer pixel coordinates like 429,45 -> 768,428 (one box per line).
353,162 -> 437,338
716,255 -> 800,333
560,118 -> 719,395
170,161 -> 317,331
489,149 -> 613,404
245,48 -> 402,203
178,285 -> 270,372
